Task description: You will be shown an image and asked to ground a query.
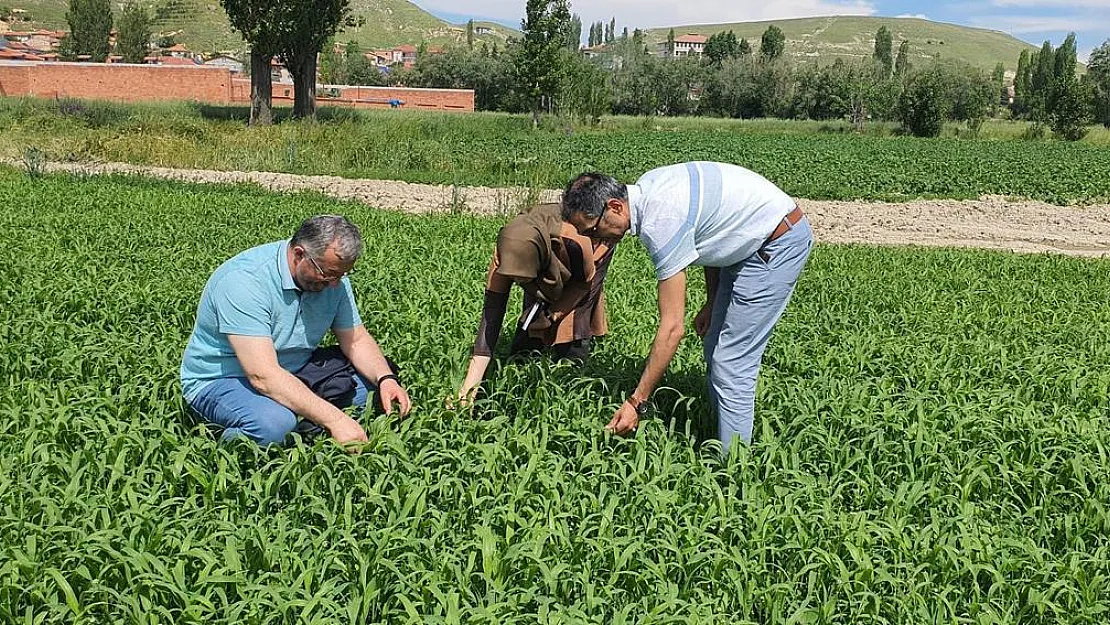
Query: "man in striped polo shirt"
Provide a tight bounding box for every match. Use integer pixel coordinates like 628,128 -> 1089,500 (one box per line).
562,162 -> 813,452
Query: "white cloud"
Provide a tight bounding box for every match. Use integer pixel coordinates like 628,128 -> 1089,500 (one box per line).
990,0 -> 1110,7
972,14 -> 1110,33
895,13 -> 931,19
411,0 -> 875,30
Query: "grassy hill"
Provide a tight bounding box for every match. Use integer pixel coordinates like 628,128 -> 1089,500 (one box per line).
647,16 -> 1039,72
3,0 -> 519,54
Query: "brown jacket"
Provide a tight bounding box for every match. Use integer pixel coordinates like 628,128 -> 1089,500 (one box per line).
473,204 -> 615,356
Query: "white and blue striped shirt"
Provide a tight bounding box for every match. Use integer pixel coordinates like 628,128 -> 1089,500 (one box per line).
628,162 -> 796,281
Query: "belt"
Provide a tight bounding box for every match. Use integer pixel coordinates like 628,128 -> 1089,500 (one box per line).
766,206 -> 804,243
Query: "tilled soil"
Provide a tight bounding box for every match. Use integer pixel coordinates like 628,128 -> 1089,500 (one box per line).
26,161 -> 1110,257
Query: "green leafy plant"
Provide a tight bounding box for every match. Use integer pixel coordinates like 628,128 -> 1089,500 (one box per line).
1,169 -> 1109,623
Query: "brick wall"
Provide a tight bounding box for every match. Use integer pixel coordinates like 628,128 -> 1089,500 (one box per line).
0,62 -> 475,112
0,61 -> 232,103
232,80 -> 474,112
0,63 -> 31,97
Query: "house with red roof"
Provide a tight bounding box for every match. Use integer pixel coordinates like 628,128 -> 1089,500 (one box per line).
667,34 -> 707,57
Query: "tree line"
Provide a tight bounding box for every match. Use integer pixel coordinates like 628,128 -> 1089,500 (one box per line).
49,0 -> 1110,136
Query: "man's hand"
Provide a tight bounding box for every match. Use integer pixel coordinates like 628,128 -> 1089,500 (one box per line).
694,304 -> 712,338
606,402 -> 640,437
447,386 -> 477,412
327,415 -> 368,445
378,378 -> 412,416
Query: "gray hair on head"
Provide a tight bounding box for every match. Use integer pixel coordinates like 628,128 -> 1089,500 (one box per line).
290,215 -> 363,261
561,172 -> 627,221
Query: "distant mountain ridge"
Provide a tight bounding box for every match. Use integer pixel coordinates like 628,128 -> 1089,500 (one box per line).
5,4 -> 1045,72
646,16 -> 1040,72
3,0 -> 519,53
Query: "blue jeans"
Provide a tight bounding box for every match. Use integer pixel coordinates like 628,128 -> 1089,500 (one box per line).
187,374 -> 373,446
703,217 -> 813,452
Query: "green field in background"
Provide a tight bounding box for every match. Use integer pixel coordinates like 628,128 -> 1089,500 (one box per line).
3,98 -> 1110,204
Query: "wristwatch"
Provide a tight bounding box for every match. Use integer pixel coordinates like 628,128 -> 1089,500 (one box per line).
627,394 -> 649,416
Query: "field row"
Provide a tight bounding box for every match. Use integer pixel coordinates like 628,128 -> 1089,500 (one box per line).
3,98 -> 1110,204
2,171 -> 1109,623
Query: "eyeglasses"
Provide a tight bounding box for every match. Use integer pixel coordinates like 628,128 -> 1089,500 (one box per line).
582,206 -> 608,237
305,253 -> 354,282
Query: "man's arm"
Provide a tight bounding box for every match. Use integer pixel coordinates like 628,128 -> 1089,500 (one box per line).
227,335 -> 367,444
334,325 -> 412,416
607,270 -> 687,435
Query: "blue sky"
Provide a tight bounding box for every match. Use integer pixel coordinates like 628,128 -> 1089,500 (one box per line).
416,0 -> 1109,61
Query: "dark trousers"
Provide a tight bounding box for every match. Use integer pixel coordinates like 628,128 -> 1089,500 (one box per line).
508,329 -> 592,363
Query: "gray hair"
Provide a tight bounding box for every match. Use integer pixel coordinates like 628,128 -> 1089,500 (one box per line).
290,215 -> 363,261
561,172 -> 627,220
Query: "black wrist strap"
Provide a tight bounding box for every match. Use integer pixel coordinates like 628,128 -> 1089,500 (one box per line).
628,395 -> 649,415
376,373 -> 400,387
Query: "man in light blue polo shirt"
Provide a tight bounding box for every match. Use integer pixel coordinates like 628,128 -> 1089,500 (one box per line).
181,215 -> 411,447
562,162 -> 812,452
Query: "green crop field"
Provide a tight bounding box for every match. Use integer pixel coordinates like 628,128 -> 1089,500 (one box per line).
4,99 -> 1110,205
2,168 -> 1109,623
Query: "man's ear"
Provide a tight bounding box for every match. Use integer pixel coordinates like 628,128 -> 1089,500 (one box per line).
606,198 -> 626,214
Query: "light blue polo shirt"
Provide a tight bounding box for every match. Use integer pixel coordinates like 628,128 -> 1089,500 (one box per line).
180,241 -> 362,402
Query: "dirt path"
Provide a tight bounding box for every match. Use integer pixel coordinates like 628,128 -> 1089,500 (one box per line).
26,160 -> 1110,258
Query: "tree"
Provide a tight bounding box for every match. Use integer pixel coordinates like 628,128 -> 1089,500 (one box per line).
1050,74 -> 1089,140
318,40 -> 347,84
559,51 -> 609,123
467,19 -> 474,49
948,63 -> 995,132
1054,32 -> 1077,82
1030,41 -> 1054,120
275,0 -> 352,119
220,0 -> 284,125
567,14 -> 581,51
345,42 -> 380,85
991,62 -> 1006,109
666,28 -> 675,55
898,66 -> 949,137
873,26 -> 892,77
516,0 -> 572,127
704,30 -> 739,67
605,18 -> 615,44
116,1 -> 151,64
588,21 -> 602,47
1087,39 -> 1110,127
894,40 -> 910,77
738,38 -> 751,57
65,0 -> 112,62
406,46 -> 516,111
1013,49 -> 1031,117
760,25 -> 784,62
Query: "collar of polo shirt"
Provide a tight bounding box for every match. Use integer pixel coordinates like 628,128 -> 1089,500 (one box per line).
277,241 -> 299,291
627,184 -> 643,236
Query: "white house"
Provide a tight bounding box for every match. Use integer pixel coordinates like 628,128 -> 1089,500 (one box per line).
668,34 -> 707,57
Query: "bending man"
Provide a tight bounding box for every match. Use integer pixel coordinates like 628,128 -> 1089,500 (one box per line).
561,163 -> 812,451
180,215 -> 411,447
457,203 -> 616,404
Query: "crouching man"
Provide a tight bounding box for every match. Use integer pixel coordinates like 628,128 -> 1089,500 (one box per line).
180,215 -> 411,447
